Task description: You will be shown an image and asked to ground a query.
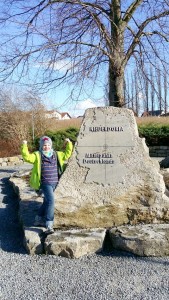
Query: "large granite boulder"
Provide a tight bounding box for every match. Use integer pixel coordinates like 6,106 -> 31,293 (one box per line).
109,224 -> 169,256
44,228 -> 106,258
53,107 -> 169,229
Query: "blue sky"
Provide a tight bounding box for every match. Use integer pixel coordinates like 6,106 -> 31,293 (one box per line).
0,0 -> 108,117
43,80 -> 106,117
0,1 -> 168,117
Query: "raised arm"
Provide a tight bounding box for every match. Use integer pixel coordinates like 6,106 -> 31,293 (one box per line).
21,141 -> 36,164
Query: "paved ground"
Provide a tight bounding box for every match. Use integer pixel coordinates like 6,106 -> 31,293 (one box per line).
0,163 -> 169,300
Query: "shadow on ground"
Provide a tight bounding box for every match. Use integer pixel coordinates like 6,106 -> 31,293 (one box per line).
101,229 -> 169,266
0,177 -> 27,254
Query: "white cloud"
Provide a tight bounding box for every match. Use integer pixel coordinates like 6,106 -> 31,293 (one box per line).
52,60 -> 72,71
70,98 -> 106,117
75,98 -> 97,110
34,59 -> 72,72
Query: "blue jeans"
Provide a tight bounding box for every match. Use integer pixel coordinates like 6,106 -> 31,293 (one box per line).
38,183 -> 57,228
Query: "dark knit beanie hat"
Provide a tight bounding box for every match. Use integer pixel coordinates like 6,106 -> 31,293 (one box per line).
39,136 -> 52,151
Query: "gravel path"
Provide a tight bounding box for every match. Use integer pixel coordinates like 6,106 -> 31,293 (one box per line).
0,165 -> 169,300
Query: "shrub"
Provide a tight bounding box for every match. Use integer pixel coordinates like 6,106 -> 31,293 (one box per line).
32,127 -> 79,151
138,124 -> 169,146
0,140 -> 20,157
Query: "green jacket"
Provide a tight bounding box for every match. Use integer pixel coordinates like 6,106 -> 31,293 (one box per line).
21,141 -> 73,190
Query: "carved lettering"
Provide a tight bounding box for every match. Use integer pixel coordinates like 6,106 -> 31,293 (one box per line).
83,158 -> 114,165
89,126 -> 123,132
85,153 -> 112,158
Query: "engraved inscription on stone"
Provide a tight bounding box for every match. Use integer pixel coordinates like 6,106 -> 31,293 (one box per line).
76,108 -> 136,184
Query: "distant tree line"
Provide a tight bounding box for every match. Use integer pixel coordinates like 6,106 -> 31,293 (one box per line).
124,64 -> 168,116
0,85 -> 82,157
0,87 -> 48,153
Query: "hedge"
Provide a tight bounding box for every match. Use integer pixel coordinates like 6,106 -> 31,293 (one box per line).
32,127 -> 79,151
138,124 -> 169,146
31,124 -> 169,150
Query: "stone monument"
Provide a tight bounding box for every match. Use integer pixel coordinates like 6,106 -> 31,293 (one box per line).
10,106 -> 169,257
53,107 -> 169,229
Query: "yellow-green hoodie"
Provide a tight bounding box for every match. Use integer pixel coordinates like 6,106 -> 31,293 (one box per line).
21,141 -> 73,190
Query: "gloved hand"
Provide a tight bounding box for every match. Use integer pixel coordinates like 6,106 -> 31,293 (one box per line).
65,138 -> 71,143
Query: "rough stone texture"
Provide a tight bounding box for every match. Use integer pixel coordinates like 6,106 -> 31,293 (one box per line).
9,175 -> 45,255
23,227 -> 44,255
53,107 -> 169,229
109,224 -> 169,256
9,169 -> 169,257
44,228 -> 106,258
0,155 -> 23,166
160,168 -> 169,192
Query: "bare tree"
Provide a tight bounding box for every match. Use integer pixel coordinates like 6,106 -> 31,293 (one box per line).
150,66 -> 155,113
156,68 -> 163,112
0,109 -> 31,153
131,74 -> 135,111
144,71 -> 149,112
124,72 -> 130,108
164,66 -> 168,114
0,87 -> 48,152
20,90 -> 49,139
134,71 -> 139,116
0,1 -> 169,107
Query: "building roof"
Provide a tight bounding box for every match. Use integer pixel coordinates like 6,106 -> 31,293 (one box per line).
60,112 -> 71,118
45,110 -> 71,119
141,110 -> 163,117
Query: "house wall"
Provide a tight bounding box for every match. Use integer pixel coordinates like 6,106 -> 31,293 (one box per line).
45,112 -> 62,119
61,115 -> 70,120
45,112 -> 71,120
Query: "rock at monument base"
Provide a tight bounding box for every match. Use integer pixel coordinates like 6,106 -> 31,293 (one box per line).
44,228 -> 106,258
109,224 -> 169,257
23,227 -> 44,255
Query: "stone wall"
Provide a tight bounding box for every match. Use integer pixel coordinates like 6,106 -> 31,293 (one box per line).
0,155 -> 23,166
149,146 -> 169,157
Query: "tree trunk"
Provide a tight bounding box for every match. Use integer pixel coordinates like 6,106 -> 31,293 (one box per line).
164,68 -> 167,114
109,62 -> 124,107
109,0 -> 125,107
150,66 -> 155,113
